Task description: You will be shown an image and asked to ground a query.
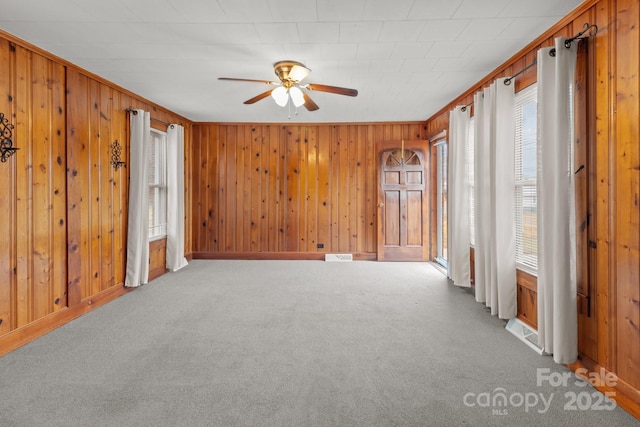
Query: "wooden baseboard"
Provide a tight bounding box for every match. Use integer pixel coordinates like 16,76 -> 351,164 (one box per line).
567,357 -> 640,420
148,266 -> 168,281
192,252 -> 377,261
0,285 -> 131,357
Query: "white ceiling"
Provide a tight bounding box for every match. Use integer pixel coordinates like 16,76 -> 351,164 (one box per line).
0,0 -> 583,123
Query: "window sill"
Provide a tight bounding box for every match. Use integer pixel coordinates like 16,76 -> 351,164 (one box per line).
516,263 -> 537,278
434,257 -> 448,270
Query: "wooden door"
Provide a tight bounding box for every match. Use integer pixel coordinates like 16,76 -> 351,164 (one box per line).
377,143 -> 429,261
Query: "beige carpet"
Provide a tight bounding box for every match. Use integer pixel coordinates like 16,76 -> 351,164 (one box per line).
0,260 -> 637,426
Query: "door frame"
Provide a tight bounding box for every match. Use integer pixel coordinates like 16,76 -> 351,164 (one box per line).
376,140 -> 431,261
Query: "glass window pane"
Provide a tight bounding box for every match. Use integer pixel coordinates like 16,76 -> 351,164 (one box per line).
436,141 -> 448,264
148,129 -> 168,240
521,100 -> 537,181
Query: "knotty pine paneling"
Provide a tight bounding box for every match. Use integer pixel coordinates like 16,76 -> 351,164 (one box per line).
516,269 -> 538,329
192,123 -> 427,258
67,68 -> 193,302
67,69 -> 130,304
0,30 -> 192,355
424,0 -> 640,415
148,239 -> 168,281
614,0 -> 640,390
0,40 -> 67,334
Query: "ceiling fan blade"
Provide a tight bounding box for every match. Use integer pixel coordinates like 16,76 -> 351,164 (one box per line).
305,83 -> 358,97
244,90 -> 273,104
302,92 -> 319,111
219,77 -> 279,85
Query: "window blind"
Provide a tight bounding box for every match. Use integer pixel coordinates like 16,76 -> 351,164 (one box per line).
514,84 -> 538,272
149,129 -> 167,240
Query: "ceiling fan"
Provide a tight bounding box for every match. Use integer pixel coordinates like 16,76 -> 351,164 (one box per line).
219,60 -> 358,111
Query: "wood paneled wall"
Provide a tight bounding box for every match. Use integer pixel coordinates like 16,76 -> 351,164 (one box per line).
66,68 -> 192,301
423,0 -> 640,417
192,123 -> 428,259
610,0 -> 640,408
67,68 -> 130,304
0,40 -> 67,335
0,30 -> 192,356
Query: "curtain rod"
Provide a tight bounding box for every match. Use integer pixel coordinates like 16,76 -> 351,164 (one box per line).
504,23 -> 598,83
504,59 -> 537,86
125,107 -> 174,127
564,23 -> 598,48
550,23 -> 598,57
460,101 -> 473,112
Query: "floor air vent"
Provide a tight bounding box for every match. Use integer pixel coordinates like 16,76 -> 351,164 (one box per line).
505,318 -> 544,355
324,254 -> 353,262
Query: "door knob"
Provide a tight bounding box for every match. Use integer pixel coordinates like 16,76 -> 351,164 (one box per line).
378,203 -> 384,208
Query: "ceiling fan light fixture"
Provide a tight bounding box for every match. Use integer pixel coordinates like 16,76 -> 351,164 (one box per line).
289,86 -> 305,107
271,86 -> 288,106
288,64 -> 311,82
221,60 -> 357,112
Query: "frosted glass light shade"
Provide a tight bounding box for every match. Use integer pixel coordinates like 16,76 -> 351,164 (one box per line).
271,86 -> 288,106
289,64 -> 311,82
289,86 -> 305,107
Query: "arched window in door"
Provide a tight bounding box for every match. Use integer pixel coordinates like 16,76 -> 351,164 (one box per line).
385,149 -> 421,167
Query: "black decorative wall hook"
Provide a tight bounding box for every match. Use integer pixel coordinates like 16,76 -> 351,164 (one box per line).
0,112 -> 18,162
110,139 -> 126,170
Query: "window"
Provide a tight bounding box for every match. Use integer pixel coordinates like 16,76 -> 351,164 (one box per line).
435,137 -> 448,265
468,117 -> 475,246
148,129 -> 167,240
514,85 -> 537,272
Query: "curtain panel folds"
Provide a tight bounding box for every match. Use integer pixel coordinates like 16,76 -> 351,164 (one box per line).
473,78 -> 517,319
125,110 -> 151,287
166,124 -> 188,272
447,106 -> 471,287
536,37 -> 578,364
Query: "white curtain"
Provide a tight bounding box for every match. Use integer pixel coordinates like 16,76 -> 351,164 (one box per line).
473,78 -> 517,319
473,90 -> 488,304
125,110 -> 151,287
166,124 -> 188,272
536,37 -> 578,364
447,106 -> 471,287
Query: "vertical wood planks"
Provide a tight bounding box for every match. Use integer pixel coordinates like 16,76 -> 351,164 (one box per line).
0,43 -> 67,331
99,84 -> 114,292
300,126 -> 310,251
67,70 -> 109,303
66,68 -> 86,307
306,126 -> 319,251
66,70 -> 186,303
111,91 -> 127,286
250,126 -> 262,252
593,0 -> 612,368
88,79 -> 102,298
0,33 -> 192,349
615,0 -> 640,389
284,126 -> 300,252
191,122 -> 425,256
0,40 -> 14,334
14,43 -> 33,327
317,126 -> 331,252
